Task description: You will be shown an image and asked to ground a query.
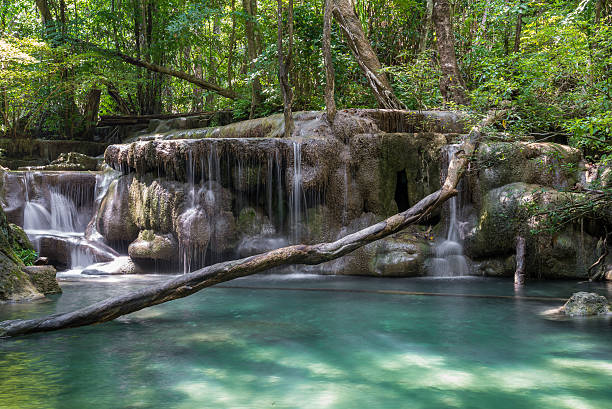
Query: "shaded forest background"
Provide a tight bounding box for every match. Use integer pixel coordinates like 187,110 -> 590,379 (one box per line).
0,0 -> 611,162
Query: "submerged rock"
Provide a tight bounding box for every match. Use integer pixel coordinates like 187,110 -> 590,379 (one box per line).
561,292 -> 610,316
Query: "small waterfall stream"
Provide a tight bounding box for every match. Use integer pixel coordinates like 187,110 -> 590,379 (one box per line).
290,140 -> 303,243
20,170 -> 120,270
428,145 -> 470,277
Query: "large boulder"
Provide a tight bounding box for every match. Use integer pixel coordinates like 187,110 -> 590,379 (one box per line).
473,142 -> 582,199
128,177 -> 186,233
308,215 -> 431,277
465,182 -> 600,278
350,132 -> 445,217
0,207 -> 43,302
128,230 -> 179,262
9,223 -> 34,250
561,292 -> 610,316
97,176 -> 139,242
22,265 -> 61,294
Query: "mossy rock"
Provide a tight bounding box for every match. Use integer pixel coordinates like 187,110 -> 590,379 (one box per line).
0,252 -> 42,301
562,292 -> 610,316
128,230 -> 179,262
22,265 -> 61,294
465,182 -> 601,278
475,141 -> 582,195
9,223 -> 34,251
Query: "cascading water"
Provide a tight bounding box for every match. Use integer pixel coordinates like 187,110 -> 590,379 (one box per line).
290,140 -> 303,243
19,170 -> 120,270
428,145 -> 470,277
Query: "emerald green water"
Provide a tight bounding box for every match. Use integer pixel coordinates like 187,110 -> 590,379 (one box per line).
1,275 -> 611,409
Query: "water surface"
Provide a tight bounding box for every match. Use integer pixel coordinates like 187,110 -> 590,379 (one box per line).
1,275 -> 611,409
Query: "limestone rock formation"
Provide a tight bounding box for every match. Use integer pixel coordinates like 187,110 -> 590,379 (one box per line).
128,231 -> 179,262
465,182 -> 600,279
562,292 -> 610,316
0,207 -> 43,302
27,152 -> 100,171
22,265 -> 61,294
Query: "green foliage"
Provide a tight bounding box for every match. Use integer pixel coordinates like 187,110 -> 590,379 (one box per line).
13,247 -> 37,266
383,51 -> 442,110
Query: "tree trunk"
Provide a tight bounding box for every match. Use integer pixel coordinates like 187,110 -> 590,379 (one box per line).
513,12 -> 523,53
595,0 -> 605,24
35,0 -> 53,26
433,0 -> 468,105
227,0 -> 237,88
514,236 -> 526,286
243,0 -> 263,117
277,0 -> 294,138
83,88 -> 101,127
323,0 -> 337,123
0,111 -> 504,338
419,0 -> 434,54
331,0 -> 403,109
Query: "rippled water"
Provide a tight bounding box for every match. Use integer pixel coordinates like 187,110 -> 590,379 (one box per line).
1,275 -> 611,409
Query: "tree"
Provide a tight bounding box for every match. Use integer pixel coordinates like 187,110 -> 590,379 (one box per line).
433,0 -> 468,105
331,0 -> 403,109
243,0 -> 263,117
323,0 -> 336,123
277,0 -> 294,137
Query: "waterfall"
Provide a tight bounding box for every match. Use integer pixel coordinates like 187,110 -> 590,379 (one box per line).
20,171 -> 119,270
428,145 -> 470,276
49,189 -> 80,232
290,140 -> 303,243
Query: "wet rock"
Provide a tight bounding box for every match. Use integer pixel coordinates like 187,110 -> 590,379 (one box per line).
177,208 -> 210,249
465,182 -> 600,278
370,231 -> 431,276
473,142 -> 582,197
128,230 -> 179,262
0,252 -> 42,302
26,152 -> 99,171
96,176 -> 139,243
9,223 -> 34,250
128,177 -> 186,233
350,132 -> 445,217
34,257 -> 49,265
82,257 -> 144,275
236,236 -> 289,258
236,207 -> 273,236
0,207 -> 42,302
472,256 -> 516,277
561,292 -> 610,316
22,265 -> 61,294
209,210 -> 237,253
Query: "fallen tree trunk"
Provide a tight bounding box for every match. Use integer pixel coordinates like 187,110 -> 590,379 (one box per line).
0,111 -> 502,338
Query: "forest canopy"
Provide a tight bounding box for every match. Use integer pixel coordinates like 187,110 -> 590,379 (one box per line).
0,0 -> 610,163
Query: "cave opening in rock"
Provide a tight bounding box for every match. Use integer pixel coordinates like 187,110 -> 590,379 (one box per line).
394,169 -> 409,212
